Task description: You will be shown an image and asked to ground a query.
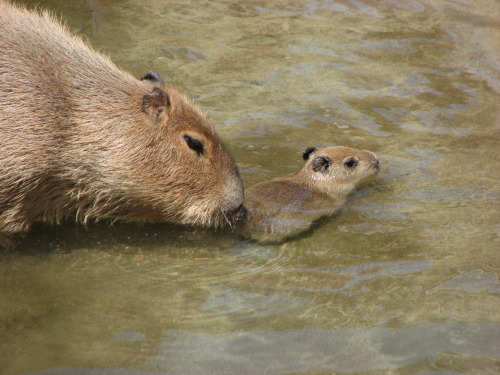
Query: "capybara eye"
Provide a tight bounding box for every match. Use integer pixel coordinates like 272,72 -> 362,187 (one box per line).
344,157 -> 358,168
183,134 -> 204,155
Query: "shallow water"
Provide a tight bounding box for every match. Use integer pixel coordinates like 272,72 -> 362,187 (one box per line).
1,0 -> 499,374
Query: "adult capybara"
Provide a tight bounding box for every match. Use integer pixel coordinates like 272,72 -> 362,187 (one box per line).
241,146 -> 380,242
0,2 -> 244,233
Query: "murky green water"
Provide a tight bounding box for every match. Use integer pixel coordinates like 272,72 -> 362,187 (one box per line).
1,0 -> 499,374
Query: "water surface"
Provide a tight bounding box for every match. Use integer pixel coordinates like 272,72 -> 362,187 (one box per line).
1,0 -> 499,374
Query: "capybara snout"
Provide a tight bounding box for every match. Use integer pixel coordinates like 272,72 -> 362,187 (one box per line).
0,3 -> 244,232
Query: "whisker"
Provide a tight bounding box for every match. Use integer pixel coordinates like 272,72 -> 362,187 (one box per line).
220,208 -> 233,229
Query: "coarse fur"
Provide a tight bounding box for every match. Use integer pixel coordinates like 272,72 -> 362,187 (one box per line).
241,145 -> 379,242
0,2 -> 244,233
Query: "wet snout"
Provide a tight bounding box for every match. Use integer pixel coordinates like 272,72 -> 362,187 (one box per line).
221,174 -> 246,221
228,203 -> 248,222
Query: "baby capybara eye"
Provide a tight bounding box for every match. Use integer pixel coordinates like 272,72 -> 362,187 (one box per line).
183,134 -> 204,155
343,157 -> 358,168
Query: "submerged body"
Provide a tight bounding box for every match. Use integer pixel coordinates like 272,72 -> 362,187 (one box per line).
242,146 -> 380,242
0,3 -> 244,233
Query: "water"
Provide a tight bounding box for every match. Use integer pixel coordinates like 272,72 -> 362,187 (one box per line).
1,0 -> 499,374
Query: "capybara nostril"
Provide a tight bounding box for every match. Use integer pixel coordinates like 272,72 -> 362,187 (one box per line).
230,204 -> 248,223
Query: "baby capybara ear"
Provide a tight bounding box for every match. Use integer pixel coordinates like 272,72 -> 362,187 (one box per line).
140,71 -> 165,86
303,146 -> 317,161
142,87 -> 170,125
312,155 -> 331,174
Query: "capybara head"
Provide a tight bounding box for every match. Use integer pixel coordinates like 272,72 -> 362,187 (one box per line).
127,72 -> 245,227
301,145 -> 379,196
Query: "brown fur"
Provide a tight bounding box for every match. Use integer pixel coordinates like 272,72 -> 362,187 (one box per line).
0,2 -> 244,233
241,146 -> 379,241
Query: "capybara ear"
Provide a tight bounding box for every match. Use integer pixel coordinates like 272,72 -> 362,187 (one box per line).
140,71 -> 165,86
312,156 -> 331,174
142,87 -> 170,125
303,146 -> 317,160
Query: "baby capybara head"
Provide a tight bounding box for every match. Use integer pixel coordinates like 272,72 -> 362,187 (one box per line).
301,145 -> 379,196
110,72 -> 245,227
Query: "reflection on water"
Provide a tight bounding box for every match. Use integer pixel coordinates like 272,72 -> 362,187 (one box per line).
151,323 -> 500,374
427,270 -> 500,295
27,323 -> 500,375
1,0 -> 499,374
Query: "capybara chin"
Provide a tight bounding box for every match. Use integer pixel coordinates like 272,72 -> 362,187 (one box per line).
241,145 -> 380,242
0,2 -> 244,233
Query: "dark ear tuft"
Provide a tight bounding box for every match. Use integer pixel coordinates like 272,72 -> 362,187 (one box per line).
303,147 -> 317,161
140,71 -> 165,86
312,156 -> 331,174
142,87 -> 170,125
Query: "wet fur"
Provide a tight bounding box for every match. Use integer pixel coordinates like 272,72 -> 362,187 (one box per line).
242,146 -> 379,241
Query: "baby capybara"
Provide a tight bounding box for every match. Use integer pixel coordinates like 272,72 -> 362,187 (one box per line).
242,146 -> 379,241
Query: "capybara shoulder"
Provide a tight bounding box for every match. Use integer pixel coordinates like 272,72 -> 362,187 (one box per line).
0,3 -> 244,233
241,145 -> 379,242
